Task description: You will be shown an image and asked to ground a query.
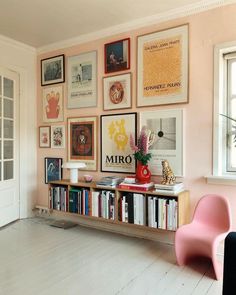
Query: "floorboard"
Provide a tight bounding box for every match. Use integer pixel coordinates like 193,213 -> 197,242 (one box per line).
0,218 -> 223,295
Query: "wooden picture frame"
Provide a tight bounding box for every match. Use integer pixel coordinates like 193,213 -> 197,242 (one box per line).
51,125 -> 65,148
41,54 -> 65,86
103,73 -> 132,111
101,112 -> 137,173
137,24 -> 189,107
67,51 -> 97,109
45,157 -> 63,184
140,109 -> 184,176
67,116 -> 98,171
42,85 -> 64,123
104,38 -> 130,74
39,126 -> 50,148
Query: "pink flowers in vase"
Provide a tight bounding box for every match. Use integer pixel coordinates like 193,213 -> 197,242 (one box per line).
130,126 -> 156,165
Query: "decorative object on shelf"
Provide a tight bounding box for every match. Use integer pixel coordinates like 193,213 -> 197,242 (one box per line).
51,125 -> 65,148
104,38 -> 130,74
83,174 -> 93,183
161,160 -> 176,185
62,162 -> 86,183
130,126 -> 156,183
42,85 -> 64,123
67,116 -> 98,171
101,113 -> 137,173
103,73 -> 132,110
41,54 -> 65,86
39,126 -> 50,148
137,24 -> 188,107
45,157 -> 63,184
67,51 -> 97,108
140,109 -> 184,176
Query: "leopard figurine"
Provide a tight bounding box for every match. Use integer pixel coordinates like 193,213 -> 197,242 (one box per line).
161,160 -> 176,185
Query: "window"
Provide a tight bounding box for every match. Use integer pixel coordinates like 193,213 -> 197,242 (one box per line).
213,42 -> 236,181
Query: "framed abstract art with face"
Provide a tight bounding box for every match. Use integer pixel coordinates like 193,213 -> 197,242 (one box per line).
67,116 -> 98,171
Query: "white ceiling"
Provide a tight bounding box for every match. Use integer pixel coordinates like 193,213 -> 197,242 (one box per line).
0,0 -> 232,49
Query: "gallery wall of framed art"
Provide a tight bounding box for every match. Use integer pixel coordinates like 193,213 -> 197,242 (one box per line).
37,21 -> 189,192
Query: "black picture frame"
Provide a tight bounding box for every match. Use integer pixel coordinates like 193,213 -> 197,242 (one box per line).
41,54 -> 65,86
100,112 -> 137,173
44,157 -> 63,184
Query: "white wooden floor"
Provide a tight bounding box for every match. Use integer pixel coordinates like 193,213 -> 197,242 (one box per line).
0,218 -> 223,295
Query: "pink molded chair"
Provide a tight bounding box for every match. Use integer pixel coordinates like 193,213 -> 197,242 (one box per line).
175,194 -> 232,280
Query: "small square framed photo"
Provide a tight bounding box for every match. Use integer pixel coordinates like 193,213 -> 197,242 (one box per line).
103,73 -> 132,111
51,125 -> 65,148
41,54 -> 65,86
45,157 -> 63,184
39,126 -> 50,148
104,38 -> 130,74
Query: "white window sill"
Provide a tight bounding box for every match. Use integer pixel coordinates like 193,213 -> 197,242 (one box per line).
205,175 -> 236,186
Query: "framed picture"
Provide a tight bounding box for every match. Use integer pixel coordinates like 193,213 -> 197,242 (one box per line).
101,112 -> 137,173
42,85 -> 64,123
140,109 -> 184,176
67,51 -> 97,108
68,116 -> 97,171
39,126 -> 50,148
51,125 -> 65,148
41,54 -> 65,86
45,157 -> 63,184
137,24 -> 189,107
103,73 -> 132,111
104,38 -> 130,74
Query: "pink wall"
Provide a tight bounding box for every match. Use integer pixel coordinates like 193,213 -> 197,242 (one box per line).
37,4 -> 236,227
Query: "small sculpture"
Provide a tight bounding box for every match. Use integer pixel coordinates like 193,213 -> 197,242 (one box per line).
161,160 -> 176,185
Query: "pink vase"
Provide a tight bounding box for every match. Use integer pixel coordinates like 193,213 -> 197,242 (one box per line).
136,162 -> 151,184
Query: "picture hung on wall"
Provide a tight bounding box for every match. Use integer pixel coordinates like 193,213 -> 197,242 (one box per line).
42,85 -> 64,123
103,73 -> 132,111
67,51 -> 97,108
41,54 -> 65,86
140,109 -> 184,176
104,38 -> 130,74
68,116 -> 97,171
101,112 -> 137,173
51,125 -> 65,148
39,126 -> 50,148
45,157 -> 63,184
137,24 -> 189,107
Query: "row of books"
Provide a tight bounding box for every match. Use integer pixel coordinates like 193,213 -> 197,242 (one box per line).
49,186 -> 115,220
147,197 -> 178,230
118,192 -> 178,230
154,182 -> 184,195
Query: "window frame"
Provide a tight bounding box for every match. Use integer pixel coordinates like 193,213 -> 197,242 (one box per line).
213,41 -> 236,180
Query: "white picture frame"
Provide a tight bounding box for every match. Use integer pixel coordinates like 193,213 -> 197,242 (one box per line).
137,24 -> 189,107
51,125 -> 65,148
140,109 -> 184,176
103,73 -> 132,111
67,51 -> 97,108
42,85 -> 64,123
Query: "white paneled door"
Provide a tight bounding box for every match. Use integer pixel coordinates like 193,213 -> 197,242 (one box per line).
0,68 -> 19,227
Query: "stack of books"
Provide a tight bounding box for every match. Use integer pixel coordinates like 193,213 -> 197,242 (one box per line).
118,180 -> 154,191
96,176 -> 124,188
154,182 -> 184,195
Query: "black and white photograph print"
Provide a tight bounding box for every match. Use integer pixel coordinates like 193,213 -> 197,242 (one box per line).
41,54 -> 65,86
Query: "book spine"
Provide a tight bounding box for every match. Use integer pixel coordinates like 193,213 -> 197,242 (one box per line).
118,184 -> 149,191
